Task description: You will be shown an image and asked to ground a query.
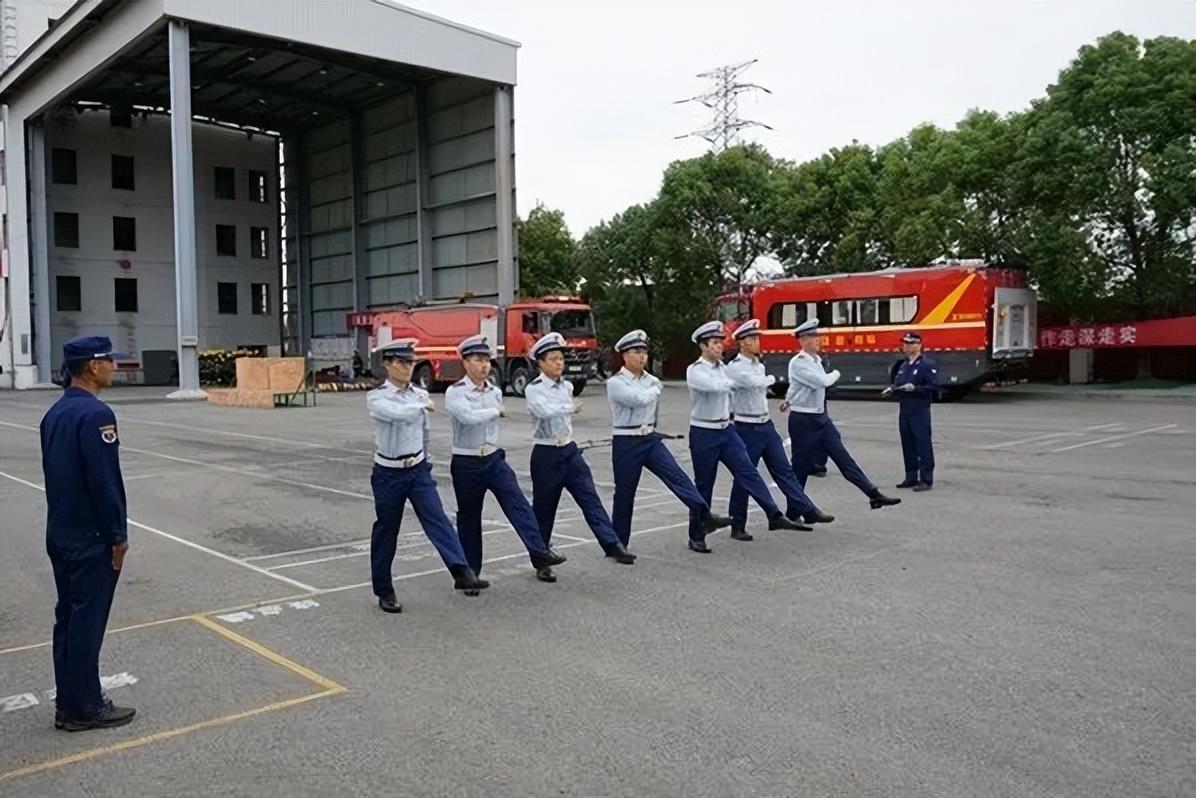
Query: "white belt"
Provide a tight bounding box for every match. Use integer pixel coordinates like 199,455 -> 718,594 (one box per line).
452,443 -> 500,457
690,418 -> 732,430
733,413 -> 771,424
790,406 -> 824,415
613,425 -> 655,437
374,451 -> 426,469
533,436 -> 575,447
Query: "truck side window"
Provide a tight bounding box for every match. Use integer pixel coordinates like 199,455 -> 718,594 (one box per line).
522,314 -> 539,334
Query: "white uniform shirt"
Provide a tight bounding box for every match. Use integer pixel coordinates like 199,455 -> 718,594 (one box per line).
785,351 -> 840,414
445,378 -> 503,456
366,381 -> 431,468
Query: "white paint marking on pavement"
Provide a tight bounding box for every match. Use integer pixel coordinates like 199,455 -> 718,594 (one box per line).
44,673 -> 138,703
0,470 -> 318,593
215,599 -> 320,624
1085,423 -> 1123,432
0,694 -> 39,713
977,431 -> 1077,450
1048,424 -> 1179,453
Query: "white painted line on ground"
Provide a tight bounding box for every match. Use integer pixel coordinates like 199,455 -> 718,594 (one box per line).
2,674 -> 139,715
0,470 -> 318,593
123,468 -> 206,482
265,527 -> 516,570
0,694 -> 39,714
1085,423 -> 1123,432
1048,424 -> 1179,453
977,431 -> 1077,450
215,599 -> 320,623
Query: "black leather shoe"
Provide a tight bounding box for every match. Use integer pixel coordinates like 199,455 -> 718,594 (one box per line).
54,710 -> 66,730
869,493 -> 901,509
604,543 -> 637,564
769,514 -> 812,532
913,482 -> 933,492
896,480 -> 918,489
534,550 -> 568,568
378,593 -> 403,613
451,567 -> 489,596
59,703 -> 136,732
811,469 -> 828,478
805,509 -> 835,524
536,567 -> 557,583
688,539 -> 711,554
700,512 -> 733,534
729,527 -> 754,541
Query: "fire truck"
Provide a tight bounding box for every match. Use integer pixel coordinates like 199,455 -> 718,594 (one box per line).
712,262 -> 1037,397
346,297 -> 600,396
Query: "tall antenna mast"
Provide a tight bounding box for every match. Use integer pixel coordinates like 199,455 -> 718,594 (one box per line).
675,59 -> 772,151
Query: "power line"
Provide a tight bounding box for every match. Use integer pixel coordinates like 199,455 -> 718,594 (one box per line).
675,59 -> 772,151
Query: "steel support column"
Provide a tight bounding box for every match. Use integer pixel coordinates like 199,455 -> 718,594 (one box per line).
493,85 -> 515,305
166,20 -> 204,399
28,123 -> 51,383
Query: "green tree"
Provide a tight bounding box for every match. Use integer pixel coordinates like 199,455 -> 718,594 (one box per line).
516,203 -> 578,298
773,142 -> 884,275
1018,33 -> 1196,317
657,144 -> 788,287
578,203 -> 716,357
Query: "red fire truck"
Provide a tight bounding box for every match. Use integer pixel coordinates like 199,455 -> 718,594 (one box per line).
712,262 -> 1037,397
346,297 -> 599,396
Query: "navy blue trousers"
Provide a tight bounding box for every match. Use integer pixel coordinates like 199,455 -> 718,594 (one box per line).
530,443 -> 619,550
451,450 -> 548,575
48,543 -> 120,717
688,426 -> 780,541
611,435 -> 708,547
370,462 -> 469,597
899,404 -> 935,484
728,421 -> 818,528
788,412 -> 877,496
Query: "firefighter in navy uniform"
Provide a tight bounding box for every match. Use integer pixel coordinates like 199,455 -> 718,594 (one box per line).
525,332 -> 637,565
445,335 -> 567,583
686,321 -> 808,553
883,331 -> 939,491
40,336 -> 136,731
784,319 -> 902,510
606,329 -> 733,552
724,319 -> 835,535
367,338 -> 488,613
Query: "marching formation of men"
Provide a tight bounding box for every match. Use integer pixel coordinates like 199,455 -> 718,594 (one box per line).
367,316 -> 927,612
37,321 -> 936,729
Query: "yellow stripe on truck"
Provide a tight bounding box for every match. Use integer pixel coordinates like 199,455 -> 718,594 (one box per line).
920,273 -> 978,325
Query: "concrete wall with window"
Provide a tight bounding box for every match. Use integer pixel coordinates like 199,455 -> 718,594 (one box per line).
43,108 -> 279,371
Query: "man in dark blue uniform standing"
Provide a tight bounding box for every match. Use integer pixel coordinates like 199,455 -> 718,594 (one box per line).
883,331 -> 938,491
40,336 -> 136,731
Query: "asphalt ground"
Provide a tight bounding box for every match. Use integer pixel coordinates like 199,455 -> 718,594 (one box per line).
1,384 -> 1193,797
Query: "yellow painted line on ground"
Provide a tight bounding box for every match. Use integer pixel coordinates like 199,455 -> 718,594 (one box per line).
0,616 -> 345,784
0,688 -> 341,783
0,593 -> 316,657
190,615 -> 345,693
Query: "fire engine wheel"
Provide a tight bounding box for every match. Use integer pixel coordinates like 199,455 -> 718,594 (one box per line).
571,380 -> 586,397
510,365 -> 531,397
413,363 -> 433,391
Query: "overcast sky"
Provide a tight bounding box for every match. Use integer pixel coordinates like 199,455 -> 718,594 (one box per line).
407,1 -> 1193,236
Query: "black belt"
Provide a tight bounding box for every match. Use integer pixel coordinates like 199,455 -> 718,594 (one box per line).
377,450 -> 423,461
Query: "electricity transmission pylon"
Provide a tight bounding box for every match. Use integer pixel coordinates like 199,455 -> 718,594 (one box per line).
675,59 -> 772,151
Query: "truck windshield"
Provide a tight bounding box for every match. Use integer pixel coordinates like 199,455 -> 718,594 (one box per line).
550,310 -> 595,336
716,298 -> 749,322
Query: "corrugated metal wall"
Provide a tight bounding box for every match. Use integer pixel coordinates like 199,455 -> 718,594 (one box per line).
284,75 -> 510,352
